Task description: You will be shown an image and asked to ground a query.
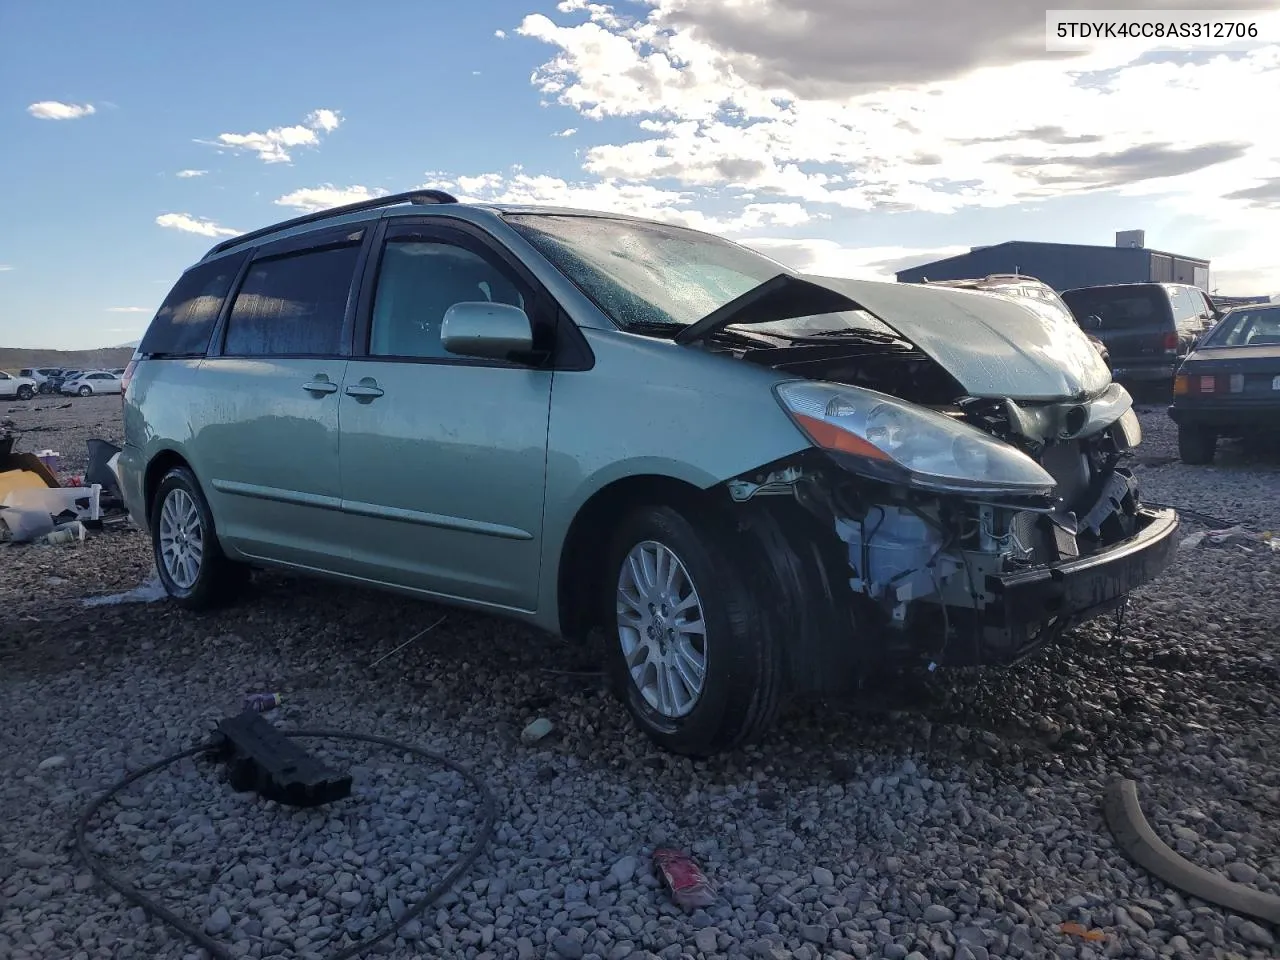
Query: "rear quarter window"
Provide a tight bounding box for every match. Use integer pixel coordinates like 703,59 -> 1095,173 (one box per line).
1061,287 -> 1169,330
222,243 -> 360,357
140,252 -> 249,358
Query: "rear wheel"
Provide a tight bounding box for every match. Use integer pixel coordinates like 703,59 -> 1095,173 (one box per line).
151,466 -> 247,610
78,384 -> 92,397
603,504 -> 784,757
1178,424 -> 1217,465
16,385 -> 33,401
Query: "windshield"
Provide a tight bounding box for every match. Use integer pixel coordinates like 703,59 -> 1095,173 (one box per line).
505,214 -> 896,339
1203,305 -> 1280,347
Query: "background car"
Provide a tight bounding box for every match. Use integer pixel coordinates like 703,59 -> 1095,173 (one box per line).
18,367 -> 63,393
48,369 -> 82,393
1169,303 -> 1280,464
62,370 -> 123,396
0,370 -> 38,401
1061,282 -> 1220,389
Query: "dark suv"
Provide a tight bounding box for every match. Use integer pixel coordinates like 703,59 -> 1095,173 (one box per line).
1061,283 -> 1220,385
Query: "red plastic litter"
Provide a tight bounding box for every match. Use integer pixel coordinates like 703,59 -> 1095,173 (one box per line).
652,848 -> 717,909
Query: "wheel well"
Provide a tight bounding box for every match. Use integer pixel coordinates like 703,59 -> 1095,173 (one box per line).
143,450 -> 191,519
556,474 -> 712,641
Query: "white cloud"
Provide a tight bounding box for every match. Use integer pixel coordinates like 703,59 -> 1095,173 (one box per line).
742,238 -> 971,281
106,306 -> 152,313
155,213 -> 239,238
495,29 -> 507,38
495,1 -> 1280,291
202,109 -> 343,163
0,264 -> 12,272
175,169 -> 207,178
275,184 -> 390,213
554,128 -> 578,137
27,100 -> 95,120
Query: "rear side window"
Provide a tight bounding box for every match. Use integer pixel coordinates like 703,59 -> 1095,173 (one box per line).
1061,287 -> 1168,330
141,253 -> 248,358
223,244 -> 360,357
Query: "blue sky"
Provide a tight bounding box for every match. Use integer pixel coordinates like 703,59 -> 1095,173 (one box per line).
3,0 -> 1279,349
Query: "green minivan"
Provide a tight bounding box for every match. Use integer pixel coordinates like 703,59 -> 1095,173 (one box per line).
120,190 -> 1179,756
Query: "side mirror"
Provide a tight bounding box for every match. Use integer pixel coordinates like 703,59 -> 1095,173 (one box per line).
1081,314 -> 1103,331
441,302 -> 535,361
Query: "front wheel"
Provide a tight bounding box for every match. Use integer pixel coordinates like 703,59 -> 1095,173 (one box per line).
151,466 -> 247,610
16,385 -> 33,401
603,504 -> 785,757
1178,424 -> 1217,465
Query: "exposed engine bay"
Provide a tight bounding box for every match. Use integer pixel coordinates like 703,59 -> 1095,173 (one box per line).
715,333 -> 1155,669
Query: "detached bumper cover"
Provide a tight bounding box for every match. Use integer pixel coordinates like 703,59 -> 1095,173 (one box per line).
989,506 -> 1179,627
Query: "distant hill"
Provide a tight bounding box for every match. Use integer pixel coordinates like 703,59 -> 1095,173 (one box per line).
0,346 -> 135,374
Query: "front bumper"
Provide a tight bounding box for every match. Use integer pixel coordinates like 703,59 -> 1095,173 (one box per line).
979,506 -> 1178,657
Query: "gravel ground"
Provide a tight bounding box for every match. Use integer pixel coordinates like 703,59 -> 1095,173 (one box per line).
2,396 -> 1278,960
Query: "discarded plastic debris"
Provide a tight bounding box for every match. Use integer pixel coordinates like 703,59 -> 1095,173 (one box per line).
1181,526 -> 1275,552
1059,922 -> 1106,942
44,521 -> 87,545
653,848 -> 717,910
521,718 -> 554,744
243,693 -> 283,713
36,450 -> 60,472
83,572 -> 168,607
0,503 -> 56,543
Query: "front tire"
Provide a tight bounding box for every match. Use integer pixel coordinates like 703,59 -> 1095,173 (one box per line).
603,504 -> 785,757
1178,424 -> 1217,465
151,467 -> 247,610
16,385 -> 33,401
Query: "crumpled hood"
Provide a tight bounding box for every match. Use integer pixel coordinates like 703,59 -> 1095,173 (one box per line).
802,273 -> 1113,401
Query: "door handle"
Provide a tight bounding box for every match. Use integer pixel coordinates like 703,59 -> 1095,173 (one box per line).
302,379 -> 339,395
345,382 -> 385,400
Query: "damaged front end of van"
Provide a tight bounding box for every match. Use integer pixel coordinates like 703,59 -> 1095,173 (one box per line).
692,274 -> 1179,686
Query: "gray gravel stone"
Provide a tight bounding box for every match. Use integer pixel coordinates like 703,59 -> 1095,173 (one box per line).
922,904 -> 955,923
205,907 -> 232,936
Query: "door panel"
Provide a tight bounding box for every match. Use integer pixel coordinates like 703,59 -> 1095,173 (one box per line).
192,236 -> 365,568
192,358 -> 348,568
337,362 -> 552,609
337,225 -> 554,611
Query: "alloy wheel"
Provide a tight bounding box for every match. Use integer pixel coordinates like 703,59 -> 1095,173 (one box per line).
159,488 -> 204,590
615,539 -> 708,718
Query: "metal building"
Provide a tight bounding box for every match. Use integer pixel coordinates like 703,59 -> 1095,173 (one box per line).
895,230 -> 1211,292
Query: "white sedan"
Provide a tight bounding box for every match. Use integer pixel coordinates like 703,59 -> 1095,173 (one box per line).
0,371 -> 38,401
62,371 -> 123,396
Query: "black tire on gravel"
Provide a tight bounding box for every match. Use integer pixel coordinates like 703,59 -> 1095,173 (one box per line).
16,385 -> 33,401
602,503 -> 785,757
78,384 -> 92,397
150,466 -> 248,610
1178,424 -> 1217,465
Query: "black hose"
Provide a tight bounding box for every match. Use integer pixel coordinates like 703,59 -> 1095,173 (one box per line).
1142,500 -> 1239,531
75,729 -> 499,960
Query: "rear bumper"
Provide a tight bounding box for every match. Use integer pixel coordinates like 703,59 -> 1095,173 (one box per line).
1169,400 -> 1280,431
117,444 -> 149,531
1110,362 -> 1175,382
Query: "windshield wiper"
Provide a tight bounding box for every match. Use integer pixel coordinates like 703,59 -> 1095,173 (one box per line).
774,328 -> 911,345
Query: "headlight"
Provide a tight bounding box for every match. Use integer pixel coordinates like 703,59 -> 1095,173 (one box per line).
775,381 -> 1057,496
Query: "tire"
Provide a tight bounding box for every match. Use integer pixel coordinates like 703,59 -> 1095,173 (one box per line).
16,385 -> 33,401
78,385 -> 92,397
38,383 -> 51,395
602,503 -> 785,757
150,466 -> 248,610
1178,424 -> 1217,465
